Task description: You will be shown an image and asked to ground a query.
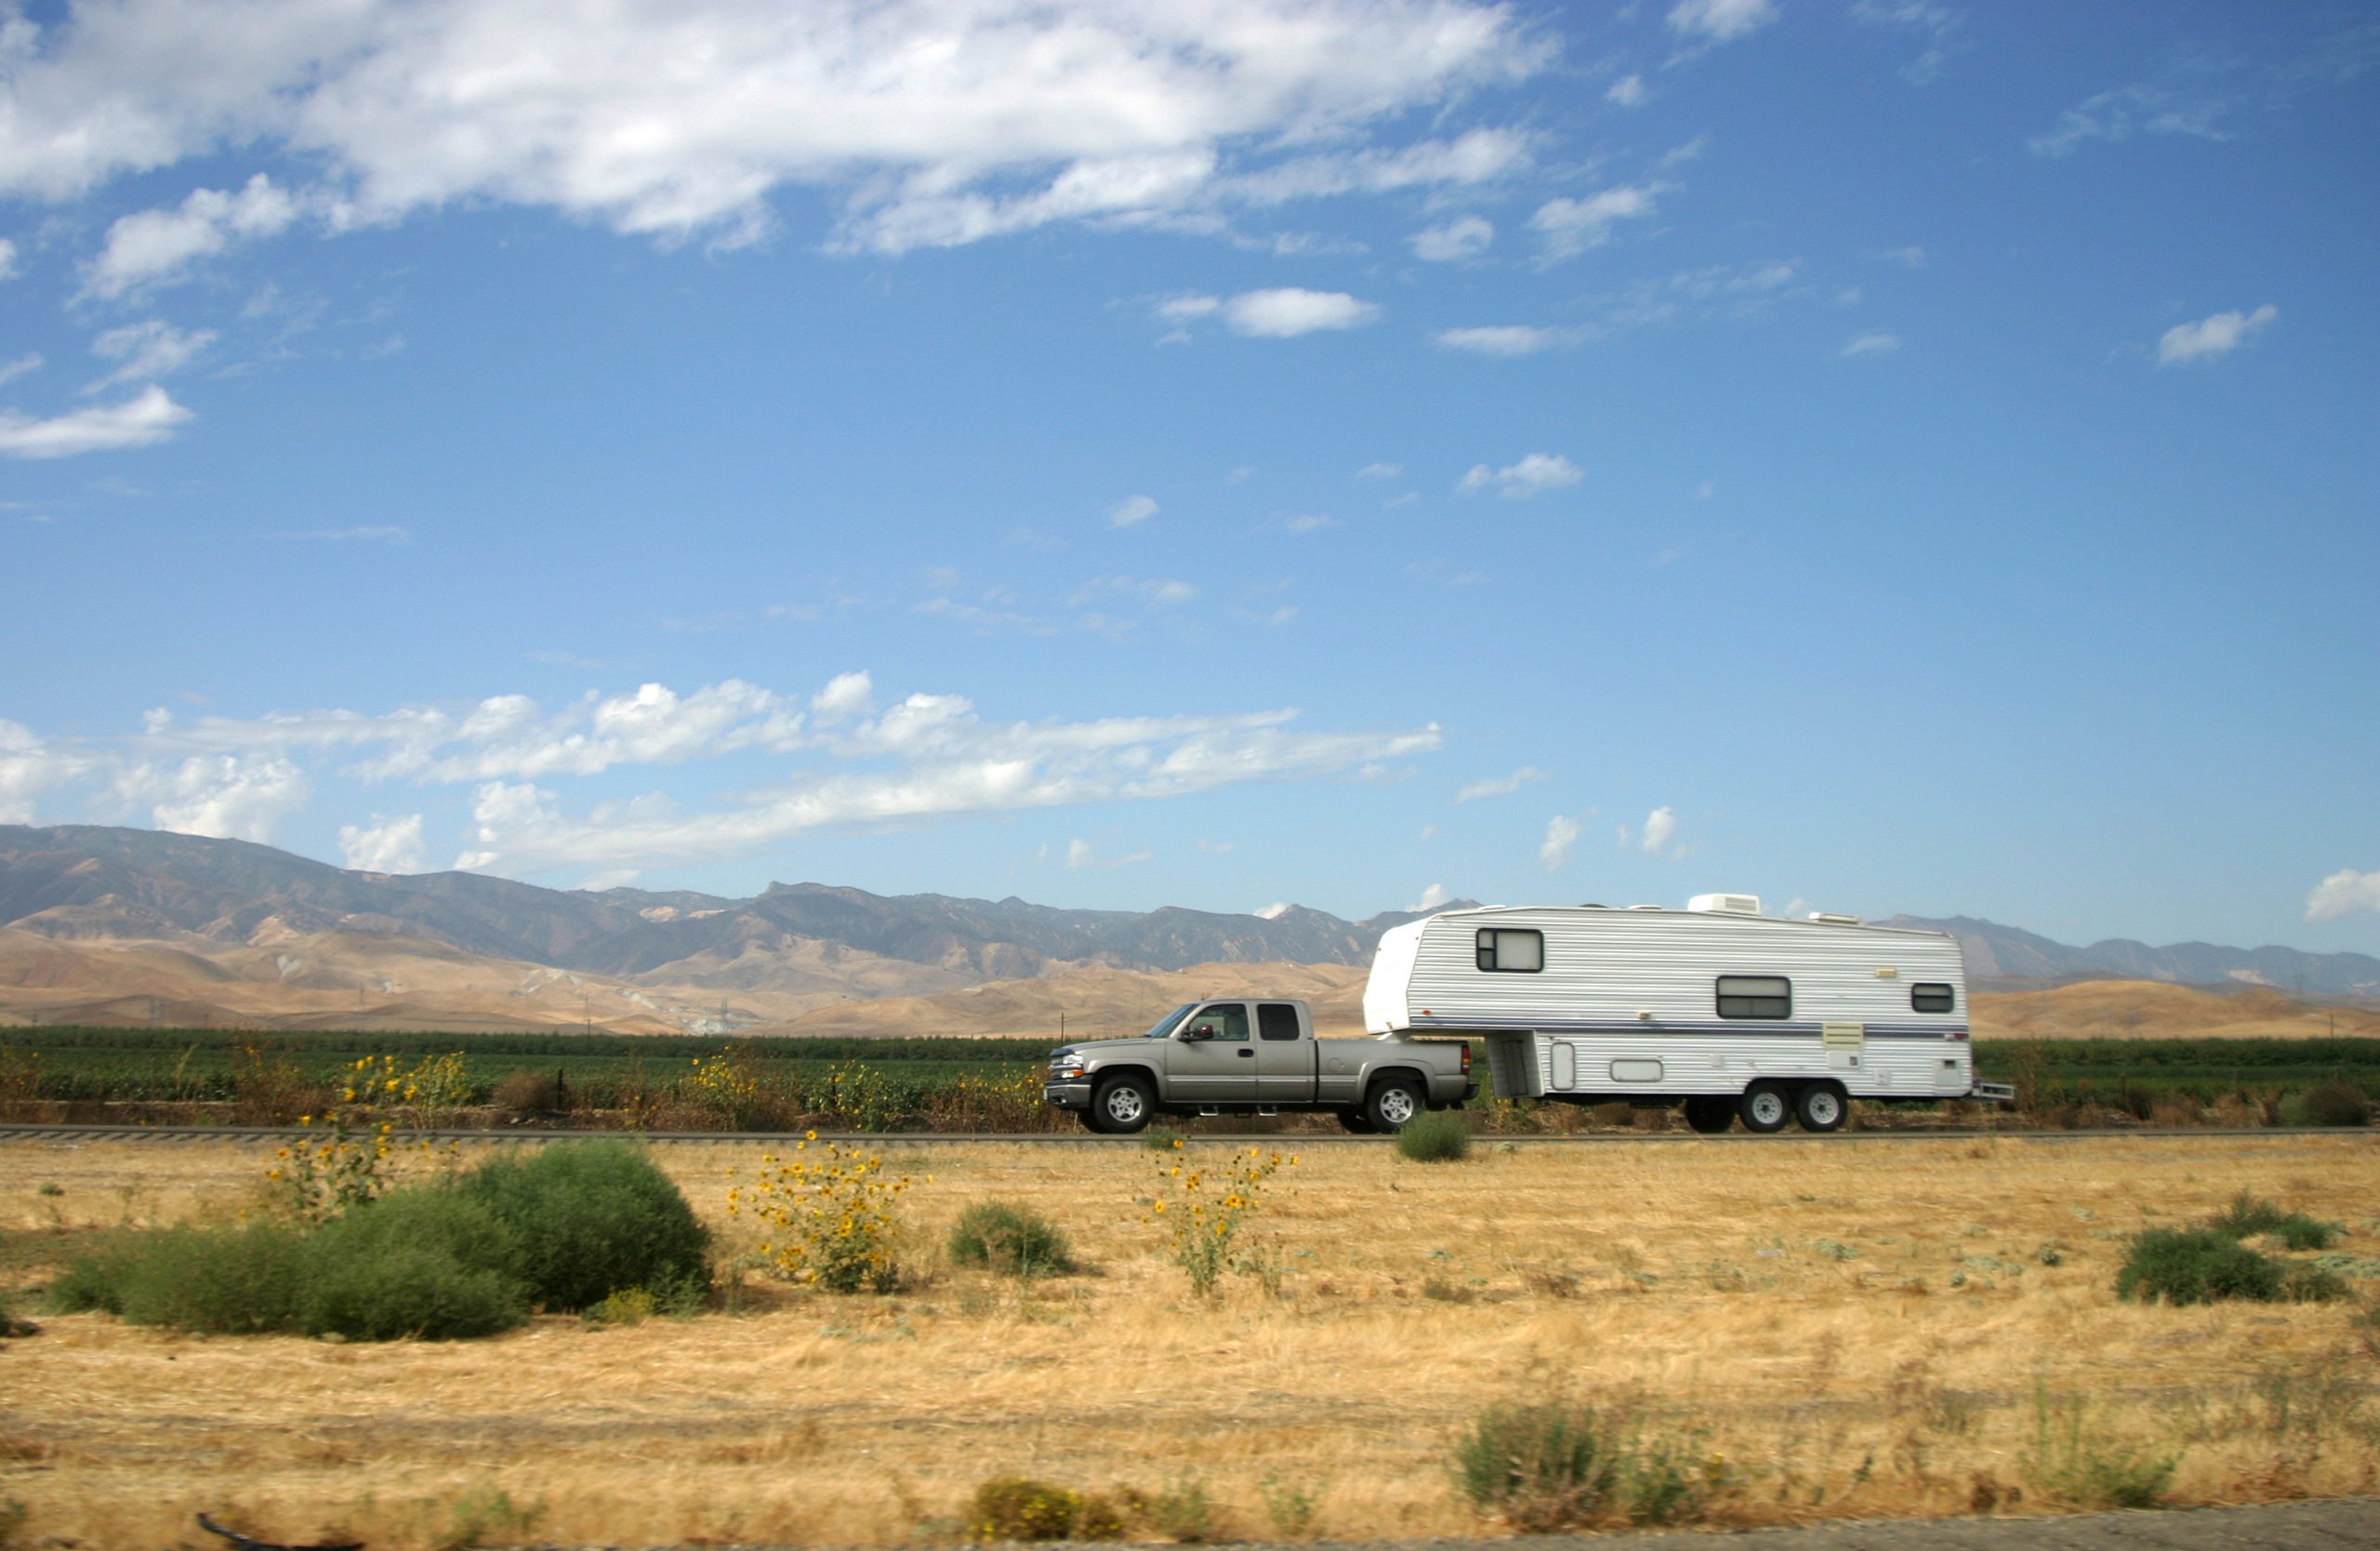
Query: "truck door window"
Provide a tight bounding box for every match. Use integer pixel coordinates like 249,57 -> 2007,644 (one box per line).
1475,928 -> 1543,972
1715,974 -> 1792,1019
1911,983 -> 1956,1013
1190,1005 -> 1250,1041
1258,1003 -> 1302,1041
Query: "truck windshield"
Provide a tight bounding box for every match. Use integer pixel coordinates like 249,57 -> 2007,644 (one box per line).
1141,1003 -> 1197,1040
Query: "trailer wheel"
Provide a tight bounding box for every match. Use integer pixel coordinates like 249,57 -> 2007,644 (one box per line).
1365,1077 -> 1423,1133
1337,1110 -> 1378,1134
1739,1081 -> 1791,1134
1794,1082 -> 1847,1133
1684,1096 -> 1734,1134
1088,1074 -> 1156,1134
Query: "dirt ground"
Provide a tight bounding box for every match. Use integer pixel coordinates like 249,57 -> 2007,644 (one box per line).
1,1131 -> 2375,1550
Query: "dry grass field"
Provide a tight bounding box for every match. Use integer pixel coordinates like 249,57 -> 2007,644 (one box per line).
3,1132 -> 2376,1549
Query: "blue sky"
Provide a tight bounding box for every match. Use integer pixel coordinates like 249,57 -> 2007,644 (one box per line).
2,0 -> 2374,954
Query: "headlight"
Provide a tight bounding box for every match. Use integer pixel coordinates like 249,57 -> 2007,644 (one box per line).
1052,1062 -> 1088,1080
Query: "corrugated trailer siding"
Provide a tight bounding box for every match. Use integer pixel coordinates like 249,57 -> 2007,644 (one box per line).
1396,908 -> 1970,1101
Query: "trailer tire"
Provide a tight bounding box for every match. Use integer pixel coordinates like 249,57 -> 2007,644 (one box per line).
1087,1074 -> 1157,1135
1337,1110 -> 1378,1134
1739,1081 -> 1791,1134
1684,1095 -> 1735,1134
1365,1077 -> 1424,1133
1794,1082 -> 1847,1133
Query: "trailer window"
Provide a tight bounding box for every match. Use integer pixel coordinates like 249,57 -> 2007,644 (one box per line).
1911,983 -> 1956,1014
1259,1003 -> 1302,1041
1715,974 -> 1792,1019
1476,929 -> 1543,973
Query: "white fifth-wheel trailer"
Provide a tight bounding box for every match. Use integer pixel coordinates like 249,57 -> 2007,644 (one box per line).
1363,894 -> 2012,1133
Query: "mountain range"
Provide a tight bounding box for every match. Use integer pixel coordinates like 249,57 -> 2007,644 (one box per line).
1,824 -> 2373,1034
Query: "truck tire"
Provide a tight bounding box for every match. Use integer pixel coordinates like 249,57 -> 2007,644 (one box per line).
1088,1073 -> 1157,1135
1739,1081 -> 1791,1134
1337,1110 -> 1378,1134
1794,1082 -> 1847,1133
1365,1076 -> 1423,1133
1684,1095 -> 1734,1134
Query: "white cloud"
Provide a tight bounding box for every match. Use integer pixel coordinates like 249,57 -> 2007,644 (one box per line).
1667,0 -> 1779,44
2030,81 -> 2235,159
269,524 -> 411,542
1107,493 -> 1159,527
810,669 -> 873,722
1458,452 -> 1582,498
85,320 -> 216,392
1223,288 -> 1380,338
1455,765 -> 1546,803
0,720 -> 88,823
1435,325 -> 1575,356
1606,73 -> 1648,107
5,3 -> 1544,257
1064,836 -> 1150,870
1410,214 -> 1492,261
117,752 -> 311,842
1529,185 -> 1659,261
0,239 -> 15,280
1641,804 -> 1679,854
1849,1 -> 1965,85
1254,901 -> 1290,920
2307,868 -> 2380,921
1539,814 -> 1580,870
0,385 -> 192,458
1882,244 -> 1927,268
1355,462 -> 1402,481
338,812 -> 426,873
80,175 -> 299,298
1408,882 -> 1449,912
1839,331 -> 1901,358
0,354 -> 41,388
2157,304 -> 2278,365
1074,575 -> 1198,606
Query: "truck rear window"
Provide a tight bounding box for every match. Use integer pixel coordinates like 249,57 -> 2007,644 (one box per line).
1476,928 -> 1543,973
1259,1003 -> 1302,1041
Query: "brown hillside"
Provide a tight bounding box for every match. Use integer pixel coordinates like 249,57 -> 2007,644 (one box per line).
1971,978 -> 2379,1041
761,961 -> 1371,1041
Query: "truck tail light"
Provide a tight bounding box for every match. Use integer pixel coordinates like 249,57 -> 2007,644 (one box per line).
1461,1043 -> 1472,1074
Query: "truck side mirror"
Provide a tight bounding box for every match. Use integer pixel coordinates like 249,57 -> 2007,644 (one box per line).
1183,1024 -> 1213,1041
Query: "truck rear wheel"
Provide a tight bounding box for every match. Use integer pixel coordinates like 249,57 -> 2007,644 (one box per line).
1684,1096 -> 1734,1134
1739,1081 -> 1791,1134
1795,1082 -> 1847,1133
1365,1077 -> 1423,1133
1088,1073 -> 1156,1135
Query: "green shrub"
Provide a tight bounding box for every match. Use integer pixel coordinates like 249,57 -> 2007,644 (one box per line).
2116,1228 -> 2283,1306
1143,1126 -> 1186,1151
947,1202 -> 1074,1279
2301,1080 -> 2372,1127
2020,1388 -> 2176,1507
2281,1263 -> 2352,1304
967,1478 -> 1081,1541
53,1223 -> 309,1334
1395,1111 -> 1473,1163
1453,1402 -> 1618,1531
295,1187 -> 526,1341
1142,1477 -> 1219,1544
456,1141 -> 708,1312
2206,1193 -> 2340,1250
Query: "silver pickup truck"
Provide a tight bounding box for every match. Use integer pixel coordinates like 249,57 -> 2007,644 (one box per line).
1043,998 -> 1475,1134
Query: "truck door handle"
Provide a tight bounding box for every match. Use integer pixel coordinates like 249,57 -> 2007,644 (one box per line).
1237,1049 -> 1254,1058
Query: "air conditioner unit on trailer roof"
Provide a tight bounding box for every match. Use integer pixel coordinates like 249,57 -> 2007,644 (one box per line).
1686,893 -> 1763,916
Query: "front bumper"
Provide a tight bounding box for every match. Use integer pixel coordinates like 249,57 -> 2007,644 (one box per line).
1044,1080 -> 1092,1111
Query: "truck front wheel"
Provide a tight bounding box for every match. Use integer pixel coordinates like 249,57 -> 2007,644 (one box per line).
1365,1077 -> 1423,1133
1088,1074 -> 1157,1134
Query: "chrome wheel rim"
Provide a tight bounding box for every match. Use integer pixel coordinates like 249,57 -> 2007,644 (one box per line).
1104,1086 -> 1145,1124
1378,1088 -> 1418,1126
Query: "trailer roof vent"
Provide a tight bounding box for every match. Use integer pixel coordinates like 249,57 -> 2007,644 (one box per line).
1628,903 -> 1664,910
1687,893 -> 1763,916
1808,911 -> 1863,926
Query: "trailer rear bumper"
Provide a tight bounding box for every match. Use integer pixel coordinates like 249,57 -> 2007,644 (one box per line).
1967,1081 -> 2016,1105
